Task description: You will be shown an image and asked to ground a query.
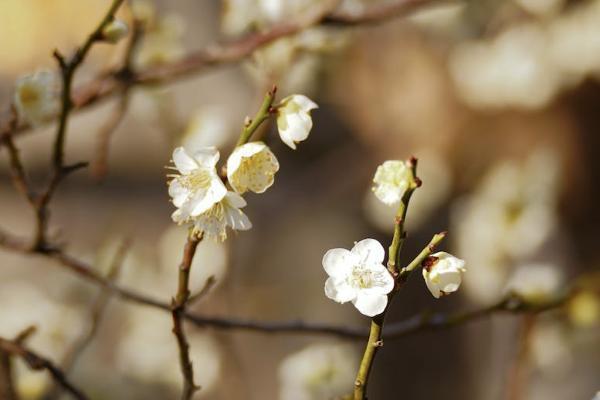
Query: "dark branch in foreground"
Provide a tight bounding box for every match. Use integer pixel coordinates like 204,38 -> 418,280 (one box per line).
0,337 -> 89,400
0,228 -> 574,341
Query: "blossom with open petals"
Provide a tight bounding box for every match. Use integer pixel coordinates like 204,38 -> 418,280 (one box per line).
168,146 -> 227,223
13,70 -> 59,126
372,160 -> 412,206
227,141 -> 279,194
102,19 -> 129,43
276,94 -> 318,149
189,191 -> 252,241
323,239 -> 394,317
422,252 -> 466,298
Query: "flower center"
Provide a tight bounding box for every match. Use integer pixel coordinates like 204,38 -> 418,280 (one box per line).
178,169 -> 212,191
202,200 -> 225,221
19,85 -> 40,105
348,265 -> 374,289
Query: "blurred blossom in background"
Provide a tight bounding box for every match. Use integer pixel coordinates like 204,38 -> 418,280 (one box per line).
0,0 -> 599,399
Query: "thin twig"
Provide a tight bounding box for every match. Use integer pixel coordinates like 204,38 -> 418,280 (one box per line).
0,227 -> 578,340
0,0 -> 447,144
171,235 -> 202,400
91,19 -> 144,180
0,337 -> 89,400
43,239 -> 131,400
28,0 -> 126,250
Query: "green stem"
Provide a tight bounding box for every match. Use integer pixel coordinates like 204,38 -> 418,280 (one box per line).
354,157 -> 428,400
235,87 -> 277,147
398,231 -> 447,282
353,315 -> 384,399
386,157 -> 420,275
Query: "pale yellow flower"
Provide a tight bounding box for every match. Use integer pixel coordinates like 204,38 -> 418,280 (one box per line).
227,142 -> 279,194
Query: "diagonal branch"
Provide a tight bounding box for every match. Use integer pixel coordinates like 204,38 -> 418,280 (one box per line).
0,227 -> 577,341
0,337 -> 89,400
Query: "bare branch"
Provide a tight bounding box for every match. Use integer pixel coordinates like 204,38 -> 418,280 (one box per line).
0,337 -> 89,400
0,0 -> 450,144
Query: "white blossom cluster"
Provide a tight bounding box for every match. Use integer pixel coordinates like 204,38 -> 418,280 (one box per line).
323,159 -> 466,316
167,94 -> 317,241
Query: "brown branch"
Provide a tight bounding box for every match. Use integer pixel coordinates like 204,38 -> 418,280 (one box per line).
0,337 -> 89,400
43,239 -> 131,400
27,0 -> 127,250
171,235 -> 202,400
0,226 -> 576,341
0,0 -> 447,144
0,350 -> 17,400
91,19 -> 144,180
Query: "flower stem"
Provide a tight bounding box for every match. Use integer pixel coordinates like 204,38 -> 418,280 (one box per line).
172,233 -> 202,400
235,86 -> 277,147
354,156 -> 429,400
353,315 -> 384,399
398,231 -> 447,283
386,157 -> 420,275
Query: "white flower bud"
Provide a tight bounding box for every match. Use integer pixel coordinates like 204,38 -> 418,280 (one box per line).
372,160 -> 413,206
102,19 -> 129,44
422,252 -> 466,298
276,94 -> 318,149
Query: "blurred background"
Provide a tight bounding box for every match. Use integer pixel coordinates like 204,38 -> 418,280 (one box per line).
0,0 -> 599,399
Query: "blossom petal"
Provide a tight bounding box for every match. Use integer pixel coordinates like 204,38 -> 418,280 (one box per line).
191,146 -> 220,168
168,179 -> 189,207
352,293 -> 388,317
279,113 -> 312,149
172,147 -> 198,174
322,248 -> 355,277
324,277 -> 356,303
351,239 -> 385,265
189,177 -> 227,216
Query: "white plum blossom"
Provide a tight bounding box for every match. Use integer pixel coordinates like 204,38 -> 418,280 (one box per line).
226,141 -> 280,194
190,191 -> 252,241
323,238 -> 394,317
422,252 -> 466,298
276,94 -> 318,149
372,160 -> 412,206
13,70 -> 59,126
168,146 -> 227,223
102,19 -> 129,43
278,343 -> 358,400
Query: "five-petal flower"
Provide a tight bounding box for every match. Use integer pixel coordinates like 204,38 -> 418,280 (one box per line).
227,141 -> 280,194
168,146 -> 227,223
422,252 -> 466,298
276,94 -> 318,150
323,239 -> 394,317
